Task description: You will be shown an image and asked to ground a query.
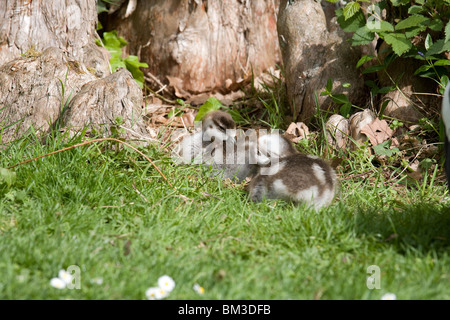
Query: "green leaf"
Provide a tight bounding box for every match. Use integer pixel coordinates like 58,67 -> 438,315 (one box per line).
336,8 -> 366,33
356,55 -> 374,68
340,103 -> 352,118
326,78 -> 333,93
408,5 -> 424,14
445,22 -> 450,43
395,15 -> 429,30
367,20 -> 394,32
97,1 -> 109,14
425,33 -> 433,51
377,86 -> 395,94
101,30 -> 128,50
390,0 -> 411,6
351,26 -> 375,46
414,64 -> 432,75
379,100 -> 390,119
194,97 -> 224,121
404,25 -> 427,39
428,18 -> 443,32
228,109 -> 245,123
441,75 -> 449,88
331,94 -> 350,105
343,1 -> 360,20
383,33 -> 412,56
373,140 -> 398,157
124,55 -> 149,89
362,64 -> 385,74
425,39 -> 450,57
0,168 -> 16,187
434,60 -> 450,66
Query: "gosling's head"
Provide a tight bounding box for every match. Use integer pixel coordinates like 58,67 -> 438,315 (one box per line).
255,134 -> 298,166
201,111 -> 237,143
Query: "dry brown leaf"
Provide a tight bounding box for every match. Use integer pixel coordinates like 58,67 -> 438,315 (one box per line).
167,75 -> 191,99
284,122 -> 309,143
360,118 -> 394,147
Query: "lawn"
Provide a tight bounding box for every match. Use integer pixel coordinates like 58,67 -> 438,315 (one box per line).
0,130 -> 449,300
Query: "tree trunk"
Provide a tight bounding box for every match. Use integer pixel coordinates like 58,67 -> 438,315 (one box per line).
105,0 -> 281,99
0,0 -> 110,77
277,0 -> 366,122
0,2 -> 147,144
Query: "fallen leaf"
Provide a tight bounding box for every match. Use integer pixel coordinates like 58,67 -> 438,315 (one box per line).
360,118 -> 395,146
284,122 -> 310,143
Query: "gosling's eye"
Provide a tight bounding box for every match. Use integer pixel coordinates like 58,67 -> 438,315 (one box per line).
218,125 -> 226,132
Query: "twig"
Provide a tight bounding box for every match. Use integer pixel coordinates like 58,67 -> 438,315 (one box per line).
6,137 -> 174,189
144,82 -> 177,104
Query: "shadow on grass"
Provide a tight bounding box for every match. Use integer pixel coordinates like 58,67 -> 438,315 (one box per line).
354,203 -> 450,255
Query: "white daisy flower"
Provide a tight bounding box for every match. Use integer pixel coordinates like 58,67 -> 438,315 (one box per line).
58,269 -> 73,285
145,286 -> 164,300
158,275 -> 175,292
50,277 -> 67,289
193,283 -> 205,295
381,293 -> 397,300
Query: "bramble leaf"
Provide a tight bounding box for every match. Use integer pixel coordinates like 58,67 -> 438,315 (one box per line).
343,1 -> 360,20
383,33 -> 412,56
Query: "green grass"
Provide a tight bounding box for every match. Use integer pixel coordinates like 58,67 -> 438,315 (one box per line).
0,129 -> 450,300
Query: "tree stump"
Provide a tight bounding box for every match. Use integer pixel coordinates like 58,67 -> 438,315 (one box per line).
0,47 -> 147,144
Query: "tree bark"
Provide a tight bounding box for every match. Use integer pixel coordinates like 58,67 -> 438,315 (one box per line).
0,2 -> 146,144
0,0 -> 110,77
105,0 -> 281,97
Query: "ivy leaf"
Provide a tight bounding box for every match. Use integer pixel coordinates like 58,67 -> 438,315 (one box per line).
343,1 -> 361,20
124,55 -> 149,89
395,15 -> 429,30
351,26 -> 375,46
194,97 -> 224,121
383,33 -> 412,56
98,30 -> 128,50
